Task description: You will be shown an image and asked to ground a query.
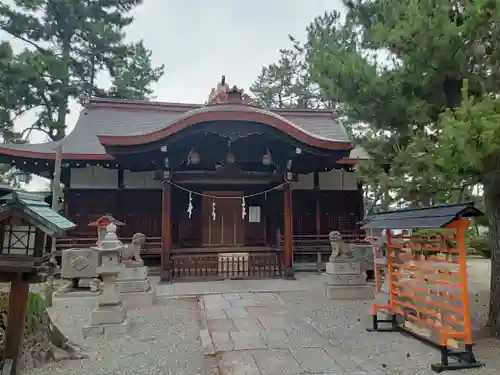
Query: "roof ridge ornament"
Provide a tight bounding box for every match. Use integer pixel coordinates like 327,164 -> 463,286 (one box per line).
78,93 -> 91,107
206,75 -> 251,105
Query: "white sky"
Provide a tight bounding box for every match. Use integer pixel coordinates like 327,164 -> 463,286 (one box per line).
1,0 -> 345,190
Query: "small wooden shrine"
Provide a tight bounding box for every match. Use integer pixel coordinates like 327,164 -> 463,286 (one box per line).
0,191 -> 75,375
363,203 -> 484,372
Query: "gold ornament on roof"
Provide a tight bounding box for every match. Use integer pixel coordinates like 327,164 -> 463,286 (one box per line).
206,75 -> 251,105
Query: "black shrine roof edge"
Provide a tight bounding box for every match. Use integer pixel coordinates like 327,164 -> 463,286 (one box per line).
361,202 -> 483,230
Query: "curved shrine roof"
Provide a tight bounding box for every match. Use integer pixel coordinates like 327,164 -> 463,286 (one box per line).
0,98 -> 353,161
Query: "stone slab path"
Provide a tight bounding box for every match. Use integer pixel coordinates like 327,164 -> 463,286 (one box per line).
156,277 -> 317,298
200,292 -> 384,375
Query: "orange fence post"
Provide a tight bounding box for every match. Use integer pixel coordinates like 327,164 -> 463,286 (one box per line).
454,218 -> 475,358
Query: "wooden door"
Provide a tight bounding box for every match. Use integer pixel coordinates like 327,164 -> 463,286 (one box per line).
202,192 -> 245,246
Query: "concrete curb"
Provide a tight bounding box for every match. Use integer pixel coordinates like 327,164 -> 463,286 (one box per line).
197,297 -> 216,357
158,287 -> 307,299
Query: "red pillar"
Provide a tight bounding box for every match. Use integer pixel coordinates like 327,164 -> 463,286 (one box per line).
161,181 -> 172,281
283,182 -> 294,278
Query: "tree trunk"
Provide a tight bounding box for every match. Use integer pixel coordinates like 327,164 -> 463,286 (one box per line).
54,38 -> 71,141
483,175 -> 500,337
381,189 -> 391,211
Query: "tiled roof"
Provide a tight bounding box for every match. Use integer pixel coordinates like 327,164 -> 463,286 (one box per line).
0,98 -> 351,159
0,191 -> 76,235
361,203 -> 483,230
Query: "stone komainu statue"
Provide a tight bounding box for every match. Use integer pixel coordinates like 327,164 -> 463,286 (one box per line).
328,230 -> 353,261
122,233 -> 146,264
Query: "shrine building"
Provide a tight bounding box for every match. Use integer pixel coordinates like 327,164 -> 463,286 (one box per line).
0,79 -> 368,281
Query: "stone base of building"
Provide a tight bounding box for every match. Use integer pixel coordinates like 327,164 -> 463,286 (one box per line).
325,273 -> 367,285
116,279 -> 151,293
118,265 -> 148,281
121,288 -> 155,309
116,265 -> 155,308
83,302 -> 129,337
83,317 -> 130,338
325,283 -> 374,300
54,289 -> 100,298
325,260 -> 367,286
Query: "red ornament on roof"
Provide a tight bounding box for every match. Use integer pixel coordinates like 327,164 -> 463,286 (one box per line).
88,214 -> 125,228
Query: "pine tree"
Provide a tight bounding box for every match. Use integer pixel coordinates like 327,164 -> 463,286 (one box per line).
250,37 -> 324,109
98,41 -> 165,100
306,0 -> 500,336
0,41 -> 33,185
0,0 -> 161,140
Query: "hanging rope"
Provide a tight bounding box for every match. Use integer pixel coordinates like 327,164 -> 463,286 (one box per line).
164,179 -> 289,199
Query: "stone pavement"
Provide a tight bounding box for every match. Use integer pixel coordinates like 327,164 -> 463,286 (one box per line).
196,264 -> 500,375
155,276 -> 316,298
200,292 -> 386,375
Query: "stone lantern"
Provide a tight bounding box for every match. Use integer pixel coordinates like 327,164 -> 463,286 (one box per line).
83,223 -> 129,337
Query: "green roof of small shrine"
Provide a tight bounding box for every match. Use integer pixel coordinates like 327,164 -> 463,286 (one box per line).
0,191 -> 76,236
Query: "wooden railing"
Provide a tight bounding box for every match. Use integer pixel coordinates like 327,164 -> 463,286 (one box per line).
275,231 -> 370,272
171,248 -> 282,281
55,231 -> 370,274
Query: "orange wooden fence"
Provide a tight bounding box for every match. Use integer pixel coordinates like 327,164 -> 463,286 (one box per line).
362,204 -> 484,372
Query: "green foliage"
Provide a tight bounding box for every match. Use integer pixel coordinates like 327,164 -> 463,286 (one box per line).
25,292 -> 46,332
0,291 -> 46,332
0,0 -> 163,140
250,36 -> 327,109
96,41 -> 164,100
468,233 -> 490,258
0,41 -> 29,144
254,0 -> 500,329
411,228 -> 457,258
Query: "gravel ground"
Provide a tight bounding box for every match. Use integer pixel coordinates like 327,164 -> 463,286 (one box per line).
277,284 -> 500,375
21,297 -> 211,375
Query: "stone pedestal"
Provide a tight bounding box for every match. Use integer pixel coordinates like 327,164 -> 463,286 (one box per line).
83,273 -> 130,337
117,264 -> 155,308
325,260 -> 374,300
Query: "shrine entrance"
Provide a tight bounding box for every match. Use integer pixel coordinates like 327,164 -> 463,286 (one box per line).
201,191 -> 245,246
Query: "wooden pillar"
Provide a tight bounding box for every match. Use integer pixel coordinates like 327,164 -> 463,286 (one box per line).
116,167 -> 125,222
3,274 -> 30,375
283,182 -> 294,278
315,198 -> 321,236
161,181 -> 173,281
61,167 -> 71,217
314,171 -> 322,271
314,171 -> 321,237
357,181 -> 365,219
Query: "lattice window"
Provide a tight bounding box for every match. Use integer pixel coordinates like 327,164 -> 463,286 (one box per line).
1,224 -> 37,256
